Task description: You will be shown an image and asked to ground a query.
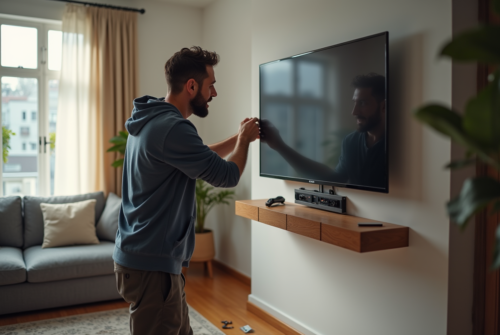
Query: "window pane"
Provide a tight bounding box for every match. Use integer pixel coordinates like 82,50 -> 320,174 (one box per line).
1,25 -> 38,69
2,77 -> 39,196
48,30 -> 62,71
48,79 -> 58,195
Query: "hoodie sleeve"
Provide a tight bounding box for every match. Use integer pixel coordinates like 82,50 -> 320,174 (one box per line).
162,120 -> 240,188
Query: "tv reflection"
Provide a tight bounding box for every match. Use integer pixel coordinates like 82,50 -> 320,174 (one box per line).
260,73 -> 387,189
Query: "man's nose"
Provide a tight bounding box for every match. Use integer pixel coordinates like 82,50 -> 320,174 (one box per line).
212,87 -> 218,97
351,104 -> 359,116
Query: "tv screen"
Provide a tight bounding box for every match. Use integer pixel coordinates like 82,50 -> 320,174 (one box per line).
259,32 -> 389,193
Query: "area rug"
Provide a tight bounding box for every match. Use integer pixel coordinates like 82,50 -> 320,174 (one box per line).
0,305 -> 225,335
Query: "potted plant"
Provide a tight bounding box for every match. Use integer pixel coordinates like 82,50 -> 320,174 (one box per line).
191,179 -> 235,277
415,0 -> 500,267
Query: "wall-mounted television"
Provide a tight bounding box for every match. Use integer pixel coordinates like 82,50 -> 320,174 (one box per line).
259,32 -> 389,193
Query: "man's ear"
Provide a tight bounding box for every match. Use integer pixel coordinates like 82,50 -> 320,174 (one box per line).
185,79 -> 198,97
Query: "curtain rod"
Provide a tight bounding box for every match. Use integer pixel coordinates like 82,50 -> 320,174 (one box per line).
48,0 -> 145,14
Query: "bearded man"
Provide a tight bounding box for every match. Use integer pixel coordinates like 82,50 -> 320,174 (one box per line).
113,46 -> 259,335
260,73 -> 386,188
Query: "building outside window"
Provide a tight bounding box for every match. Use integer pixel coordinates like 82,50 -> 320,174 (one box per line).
1,15 -> 61,196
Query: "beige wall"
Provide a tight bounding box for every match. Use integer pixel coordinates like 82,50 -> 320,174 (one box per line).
199,0 -> 252,277
249,1 -> 452,334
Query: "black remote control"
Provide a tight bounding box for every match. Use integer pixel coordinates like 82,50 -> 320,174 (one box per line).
266,196 -> 285,207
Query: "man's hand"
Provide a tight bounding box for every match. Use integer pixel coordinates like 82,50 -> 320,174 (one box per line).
260,119 -> 284,150
238,117 -> 260,143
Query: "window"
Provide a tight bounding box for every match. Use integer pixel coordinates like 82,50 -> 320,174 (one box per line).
20,126 -> 30,136
1,15 -> 62,196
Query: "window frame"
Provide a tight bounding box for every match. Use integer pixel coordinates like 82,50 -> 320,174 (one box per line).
0,14 -> 62,196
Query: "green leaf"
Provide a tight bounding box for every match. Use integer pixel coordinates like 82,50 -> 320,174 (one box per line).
440,25 -> 500,64
195,179 -> 235,232
463,71 -> 500,147
111,158 -> 124,168
445,158 -> 476,169
494,0 -> 500,15
414,104 -> 478,150
106,144 -> 125,153
447,176 -> 500,228
119,131 -> 129,139
415,104 -> 500,169
109,136 -> 127,145
491,200 -> 500,215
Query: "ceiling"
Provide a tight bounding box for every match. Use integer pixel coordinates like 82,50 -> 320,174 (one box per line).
149,0 -> 216,9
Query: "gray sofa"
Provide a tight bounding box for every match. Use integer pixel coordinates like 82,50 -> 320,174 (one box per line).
0,191 -> 121,315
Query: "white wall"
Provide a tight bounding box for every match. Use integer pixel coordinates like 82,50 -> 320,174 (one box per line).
199,0 -> 252,277
248,1 -> 452,335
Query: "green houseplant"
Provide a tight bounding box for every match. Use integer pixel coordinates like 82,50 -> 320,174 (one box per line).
191,179 -> 234,277
107,130 -> 129,167
195,179 -> 235,234
415,0 -> 500,267
2,126 -> 15,164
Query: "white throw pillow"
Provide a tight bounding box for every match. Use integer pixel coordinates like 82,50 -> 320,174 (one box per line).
40,199 -> 99,248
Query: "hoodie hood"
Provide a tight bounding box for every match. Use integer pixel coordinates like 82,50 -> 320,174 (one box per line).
126,95 -> 182,136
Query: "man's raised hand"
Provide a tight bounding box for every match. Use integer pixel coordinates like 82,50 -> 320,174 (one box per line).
238,117 -> 260,143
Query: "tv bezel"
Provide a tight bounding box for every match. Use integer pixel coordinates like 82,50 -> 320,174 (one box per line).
259,31 -> 389,194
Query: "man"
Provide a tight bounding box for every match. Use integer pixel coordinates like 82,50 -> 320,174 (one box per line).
261,73 -> 386,188
113,46 -> 259,335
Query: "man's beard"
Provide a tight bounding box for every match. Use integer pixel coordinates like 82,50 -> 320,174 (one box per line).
357,107 -> 382,133
190,90 -> 211,118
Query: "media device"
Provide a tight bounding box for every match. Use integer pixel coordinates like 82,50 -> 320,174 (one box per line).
259,32 -> 389,195
294,188 -> 346,214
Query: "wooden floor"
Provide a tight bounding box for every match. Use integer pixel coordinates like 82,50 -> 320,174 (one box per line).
0,263 -> 284,334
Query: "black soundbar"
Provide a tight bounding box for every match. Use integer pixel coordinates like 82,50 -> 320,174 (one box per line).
294,188 -> 347,214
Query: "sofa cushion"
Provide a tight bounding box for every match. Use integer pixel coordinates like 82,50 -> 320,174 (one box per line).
23,192 -> 105,249
96,193 -> 121,242
0,196 -> 23,247
24,242 -> 115,283
0,247 -> 26,286
41,199 -> 99,248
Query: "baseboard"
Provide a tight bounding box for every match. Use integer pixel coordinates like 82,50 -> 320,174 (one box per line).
246,301 -> 304,335
212,260 -> 251,286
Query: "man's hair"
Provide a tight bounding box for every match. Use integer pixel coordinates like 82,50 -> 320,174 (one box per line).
164,46 -> 219,95
351,73 -> 386,101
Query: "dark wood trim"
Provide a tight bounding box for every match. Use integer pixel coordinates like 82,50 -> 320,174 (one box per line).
474,1 -> 500,334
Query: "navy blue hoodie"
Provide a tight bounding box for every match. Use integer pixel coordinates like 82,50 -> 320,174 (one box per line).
113,96 -> 240,274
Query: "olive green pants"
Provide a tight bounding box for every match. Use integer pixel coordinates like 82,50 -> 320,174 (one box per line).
114,262 -> 193,335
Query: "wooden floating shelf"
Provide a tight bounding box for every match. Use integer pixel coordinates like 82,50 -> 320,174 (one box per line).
235,199 -> 409,253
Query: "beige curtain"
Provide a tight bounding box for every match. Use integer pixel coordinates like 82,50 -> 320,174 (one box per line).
55,4 -> 138,196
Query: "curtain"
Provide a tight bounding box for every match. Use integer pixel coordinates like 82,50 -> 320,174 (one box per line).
55,4 -> 138,197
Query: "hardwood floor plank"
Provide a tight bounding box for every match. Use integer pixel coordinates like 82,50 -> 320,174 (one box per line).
0,264 -> 284,334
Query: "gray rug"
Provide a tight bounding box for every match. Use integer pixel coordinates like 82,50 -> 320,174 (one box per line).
0,305 -> 225,335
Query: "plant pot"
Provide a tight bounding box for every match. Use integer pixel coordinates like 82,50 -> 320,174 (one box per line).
191,229 -> 215,262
